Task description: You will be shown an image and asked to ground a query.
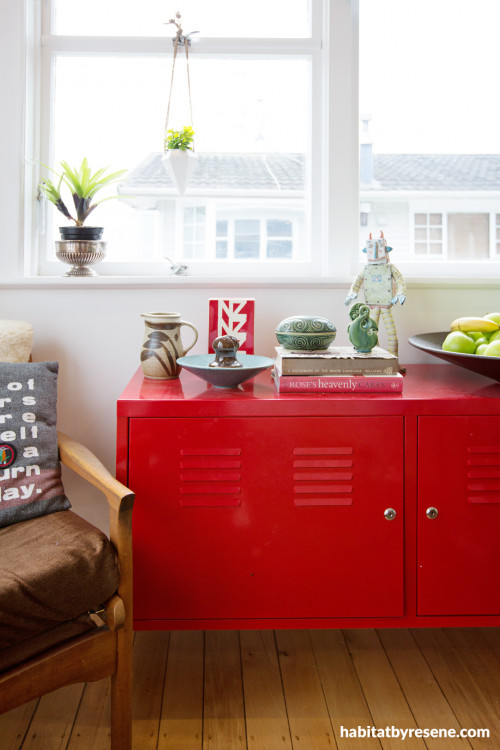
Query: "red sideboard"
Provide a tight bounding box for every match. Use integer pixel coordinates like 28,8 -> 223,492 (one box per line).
117,364 -> 500,631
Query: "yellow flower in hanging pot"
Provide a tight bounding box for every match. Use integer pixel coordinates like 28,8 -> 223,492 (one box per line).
162,126 -> 197,195
164,126 -> 195,152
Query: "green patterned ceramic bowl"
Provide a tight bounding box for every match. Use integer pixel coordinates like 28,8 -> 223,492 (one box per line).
275,315 -> 337,351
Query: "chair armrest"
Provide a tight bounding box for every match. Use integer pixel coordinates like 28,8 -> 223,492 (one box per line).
57,431 -> 134,516
57,431 -> 135,617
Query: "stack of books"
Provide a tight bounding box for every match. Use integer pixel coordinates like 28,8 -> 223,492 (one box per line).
273,345 -> 403,393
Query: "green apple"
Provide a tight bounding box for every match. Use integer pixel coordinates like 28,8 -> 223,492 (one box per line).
485,312 -> 500,326
442,331 -> 477,354
474,336 -> 489,349
487,330 -> 500,343
468,331 -> 483,341
483,340 -> 500,357
476,343 -> 489,356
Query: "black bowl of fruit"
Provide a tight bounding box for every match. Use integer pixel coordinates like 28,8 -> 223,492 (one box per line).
409,314 -> 500,382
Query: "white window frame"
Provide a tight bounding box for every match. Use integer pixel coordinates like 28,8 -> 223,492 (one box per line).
24,0 -> 354,280
14,0 -> 499,282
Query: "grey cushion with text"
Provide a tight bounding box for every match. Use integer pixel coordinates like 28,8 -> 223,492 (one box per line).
0,361 -> 69,528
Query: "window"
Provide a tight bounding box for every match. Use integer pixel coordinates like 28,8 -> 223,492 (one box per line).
183,207 -> 207,260
359,0 -> 500,276
448,214 -> 489,260
30,0 -> 327,277
23,0 -> 500,280
414,214 -> 443,257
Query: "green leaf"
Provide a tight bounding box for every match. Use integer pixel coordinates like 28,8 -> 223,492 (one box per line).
38,158 -> 127,226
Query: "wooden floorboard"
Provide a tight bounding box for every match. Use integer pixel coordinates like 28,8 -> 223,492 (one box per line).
158,630 -> 204,750
377,628 -> 470,750
0,700 -> 39,750
203,630 -> 246,750
309,628 -> 380,749
240,630 -> 292,750
0,628 -> 499,749
343,629 -> 425,750
411,628 -> 498,749
275,629 -> 334,749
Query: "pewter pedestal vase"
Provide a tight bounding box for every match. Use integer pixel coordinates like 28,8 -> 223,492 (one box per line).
55,240 -> 106,277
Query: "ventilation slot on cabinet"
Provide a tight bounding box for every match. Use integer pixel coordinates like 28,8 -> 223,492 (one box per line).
467,446 -> 500,504
292,447 -> 353,506
179,448 -> 242,507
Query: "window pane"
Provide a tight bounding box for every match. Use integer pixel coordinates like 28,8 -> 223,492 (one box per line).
54,0 -> 311,37
235,242 -> 260,259
448,214 -> 489,259
216,221 -> 228,238
236,220 -> 260,237
267,240 -> 293,258
360,0 -> 500,263
216,241 -> 228,259
267,219 -> 292,237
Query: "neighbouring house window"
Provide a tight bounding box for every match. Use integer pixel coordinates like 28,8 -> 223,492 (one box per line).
414,214 -> 443,257
183,207 -> 207,260
266,219 -> 293,259
215,221 -> 228,260
204,215 -> 298,261
448,214 -> 489,260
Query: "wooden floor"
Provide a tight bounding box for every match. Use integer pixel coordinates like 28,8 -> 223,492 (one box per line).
1,627 -> 500,749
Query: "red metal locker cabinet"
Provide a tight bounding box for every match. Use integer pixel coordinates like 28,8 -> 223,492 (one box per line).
130,415 -> 404,626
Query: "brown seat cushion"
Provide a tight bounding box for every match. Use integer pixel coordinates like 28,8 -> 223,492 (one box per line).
0,510 -> 120,656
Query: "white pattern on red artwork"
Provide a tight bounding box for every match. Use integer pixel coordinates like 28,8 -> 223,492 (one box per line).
208,299 -> 255,354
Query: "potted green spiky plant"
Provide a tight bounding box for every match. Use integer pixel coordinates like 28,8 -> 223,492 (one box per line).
39,158 -> 126,276
162,126 -> 196,195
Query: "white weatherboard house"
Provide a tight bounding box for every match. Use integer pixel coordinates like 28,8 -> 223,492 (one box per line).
360,147 -> 500,262
118,153 -> 307,264
120,149 -> 500,266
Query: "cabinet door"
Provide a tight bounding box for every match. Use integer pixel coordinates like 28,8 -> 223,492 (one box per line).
130,416 -> 404,622
418,416 -> 500,616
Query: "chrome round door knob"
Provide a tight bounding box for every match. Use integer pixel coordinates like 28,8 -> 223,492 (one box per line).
384,508 -> 397,521
426,507 -> 439,519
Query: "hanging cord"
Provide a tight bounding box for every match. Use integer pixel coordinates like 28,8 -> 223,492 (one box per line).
163,36 -> 179,147
163,13 -> 196,154
184,39 -> 195,151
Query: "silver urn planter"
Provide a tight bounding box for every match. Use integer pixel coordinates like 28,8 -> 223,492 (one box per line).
55,226 -> 106,277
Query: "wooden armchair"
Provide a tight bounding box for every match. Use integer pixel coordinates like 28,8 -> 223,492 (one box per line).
0,432 -> 134,750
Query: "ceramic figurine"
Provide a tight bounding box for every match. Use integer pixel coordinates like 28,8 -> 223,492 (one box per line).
344,232 -> 406,356
209,335 -> 242,368
348,303 -> 379,353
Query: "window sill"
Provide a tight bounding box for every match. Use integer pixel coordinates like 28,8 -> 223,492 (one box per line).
1,274 -> 499,290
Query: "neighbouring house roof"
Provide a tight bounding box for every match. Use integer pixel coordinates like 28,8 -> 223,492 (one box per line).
118,152 -> 306,195
366,153 -> 500,191
118,152 -> 500,198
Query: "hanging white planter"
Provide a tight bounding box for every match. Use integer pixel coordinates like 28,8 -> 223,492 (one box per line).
162,149 -> 198,196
